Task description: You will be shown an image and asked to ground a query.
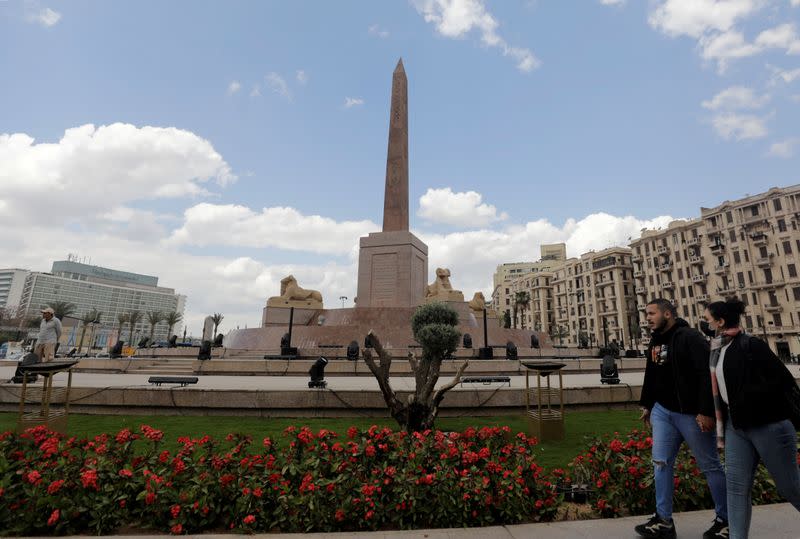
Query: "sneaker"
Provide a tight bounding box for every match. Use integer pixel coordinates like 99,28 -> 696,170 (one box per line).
634,514 -> 677,538
703,517 -> 729,539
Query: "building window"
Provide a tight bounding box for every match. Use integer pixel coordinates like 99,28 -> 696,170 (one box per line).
733,251 -> 741,264
794,287 -> 800,301
779,219 -> 787,232
750,205 -> 759,217
729,230 -> 737,243
774,198 -> 782,211
783,240 -> 792,255
726,211 -> 733,224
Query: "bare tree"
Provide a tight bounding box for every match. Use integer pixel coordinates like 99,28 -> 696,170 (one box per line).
362,303 -> 467,433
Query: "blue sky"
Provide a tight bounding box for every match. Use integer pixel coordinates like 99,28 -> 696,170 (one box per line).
1,0 -> 799,333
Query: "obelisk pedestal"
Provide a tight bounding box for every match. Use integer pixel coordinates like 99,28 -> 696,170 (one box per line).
356,59 -> 429,308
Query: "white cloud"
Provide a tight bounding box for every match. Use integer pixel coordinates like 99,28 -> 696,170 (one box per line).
369,24 -> 390,38
418,187 -> 508,227
702,86 -> 770,109
648,0 -> 761,39
768,137 -> 800,157
344,97 -> 365,108
249,84 -> 261,97
600,0 -> 625,5
166,203 -> 377,255
0,124 -> 234,226
792,0 -> 800,6
227,80 -> 241,95
26,6 -> 61,27
767,64 -> 800,85
699,30 -> 761,71
296,70 -> 308,85
413,0 -> 541,72
265,72 -> 292,101
754,23 -> 800,53
711,112 -> 769,139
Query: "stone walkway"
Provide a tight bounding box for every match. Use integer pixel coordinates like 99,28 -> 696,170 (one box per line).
20,504 -> 798,538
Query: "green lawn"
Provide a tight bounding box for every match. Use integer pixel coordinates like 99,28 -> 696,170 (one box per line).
0,409 -> 641,471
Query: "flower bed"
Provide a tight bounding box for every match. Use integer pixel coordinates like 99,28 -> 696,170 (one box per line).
0,425 -> 559,535
568,428 -> 792,518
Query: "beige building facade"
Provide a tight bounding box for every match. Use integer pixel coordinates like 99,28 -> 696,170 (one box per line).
492,244 -> 567,326
552,247 -> 637,348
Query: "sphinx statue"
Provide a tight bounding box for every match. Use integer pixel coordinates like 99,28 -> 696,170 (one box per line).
267,275 -> 323,308
425,267 -> 464,303
468,291 -> 487,313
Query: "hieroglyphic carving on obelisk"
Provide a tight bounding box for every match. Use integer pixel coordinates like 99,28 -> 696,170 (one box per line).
382,59 -> 409,232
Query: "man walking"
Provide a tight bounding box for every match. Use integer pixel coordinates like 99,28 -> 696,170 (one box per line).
34,307 -> 62,362
635,298 -> 728,539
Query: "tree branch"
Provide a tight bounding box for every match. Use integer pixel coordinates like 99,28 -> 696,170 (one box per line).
432,359 -> 469,409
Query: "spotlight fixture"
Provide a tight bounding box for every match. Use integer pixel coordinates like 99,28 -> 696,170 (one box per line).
308,356 -> 329,388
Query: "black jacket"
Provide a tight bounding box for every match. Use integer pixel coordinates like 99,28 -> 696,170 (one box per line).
640,318 -> 714,417
721,334 -> 796,430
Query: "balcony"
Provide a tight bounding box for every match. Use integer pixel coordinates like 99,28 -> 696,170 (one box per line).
766,325 -> 795,335
686,236 -> 701,246
696,294 -> 710,303
752,279 -> 785,289
656,245 -> 670,255
688,255 -> 703,265
633,270 -> 645,279
691,274 -> 707,283
750,232 -> 768,246
659,262 -> 673,272
637,303 -> 646,311
756,254 -> 774,267
741,213 -> 767,226
635,286 -> 647,294
765,304 -> 783,313
660,281 -> 675,290
709,242 -> 725,252
714,264 -> 730,274
718,286 -> 737,297
632,254 -> 643,263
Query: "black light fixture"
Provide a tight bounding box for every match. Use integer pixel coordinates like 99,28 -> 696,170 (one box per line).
600,354 -> 620,384
308,356 -> 329,388
346,341 -> 360,361
505,341 -> 518,360
462,333 -> 473,349
530,334 -> 540,349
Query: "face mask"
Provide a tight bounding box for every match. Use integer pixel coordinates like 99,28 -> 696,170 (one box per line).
699,320 -> 716,338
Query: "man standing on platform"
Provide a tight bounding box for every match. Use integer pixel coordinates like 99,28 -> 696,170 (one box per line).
635,298 -> 728,539
34,307 -> 62,362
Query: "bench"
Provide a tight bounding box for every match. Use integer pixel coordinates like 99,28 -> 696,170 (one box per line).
460,376 -> 511,387
148,376 -> 198,387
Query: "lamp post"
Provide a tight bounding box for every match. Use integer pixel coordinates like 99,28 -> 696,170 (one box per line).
339,296 -> 347,309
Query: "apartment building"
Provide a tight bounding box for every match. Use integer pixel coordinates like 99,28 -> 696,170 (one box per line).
509,270 -> 555,331
0,268 -> 30,310
551,247 -> 638,348
492,243 -> 567,322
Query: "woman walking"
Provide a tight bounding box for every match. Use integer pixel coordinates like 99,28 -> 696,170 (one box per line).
705,298 -> 800,538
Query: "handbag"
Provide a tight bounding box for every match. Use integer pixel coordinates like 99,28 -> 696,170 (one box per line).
739,334 -> 800,430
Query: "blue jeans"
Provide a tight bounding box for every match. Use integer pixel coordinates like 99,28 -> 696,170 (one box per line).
725,419 -> 800,539
651,402 -> 728,521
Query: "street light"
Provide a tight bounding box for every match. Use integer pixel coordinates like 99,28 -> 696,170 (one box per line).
339,296 -> 347,309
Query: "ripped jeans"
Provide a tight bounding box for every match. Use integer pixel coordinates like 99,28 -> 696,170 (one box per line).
650,402 -> 728,521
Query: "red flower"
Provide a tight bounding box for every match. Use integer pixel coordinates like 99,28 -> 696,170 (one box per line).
170,524 -> 183,535
118,468 -> 133,478
347,427 -> 358,439
47,480 -> 65,494
365,445 -> 376,457
80,469 -> 99,490
145,492 -> 156,505
47,509 -> 60,526
335,509 -> 346,522
243,515 -> 256,525
609,439 -> 624,453
26,470 -> 42,485
170,504 -> 181,518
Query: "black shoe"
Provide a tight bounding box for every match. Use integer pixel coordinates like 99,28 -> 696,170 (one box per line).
634,514 -> 677,538
703,517 -> 729,539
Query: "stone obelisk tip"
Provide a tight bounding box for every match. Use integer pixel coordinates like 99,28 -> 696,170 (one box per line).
382,59 -> 409,232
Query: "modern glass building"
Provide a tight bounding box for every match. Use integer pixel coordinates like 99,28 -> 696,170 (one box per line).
0,268 -> 30,310
19,260 -> 186,343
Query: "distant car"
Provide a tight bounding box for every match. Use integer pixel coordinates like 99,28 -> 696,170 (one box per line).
5,352 -> 24,361
93,352 -> 110,358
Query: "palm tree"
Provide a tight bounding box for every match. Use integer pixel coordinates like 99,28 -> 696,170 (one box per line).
116,312 -> 129,345
146,311 -> 163,345
512,291 -> 531,330
78,309 -> 100,354
49,301 -> 77,321
128,310 -> 142,346
164,311 -> 183,338
211,313 -> 224,339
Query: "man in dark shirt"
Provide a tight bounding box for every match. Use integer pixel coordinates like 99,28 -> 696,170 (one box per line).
635,299 -> 728,539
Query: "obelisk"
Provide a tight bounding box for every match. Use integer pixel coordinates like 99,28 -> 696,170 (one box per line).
382,59 -> 409,232
355,59 -> 428,308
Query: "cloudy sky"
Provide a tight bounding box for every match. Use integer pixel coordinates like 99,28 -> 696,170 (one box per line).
1,0 -> 799,335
